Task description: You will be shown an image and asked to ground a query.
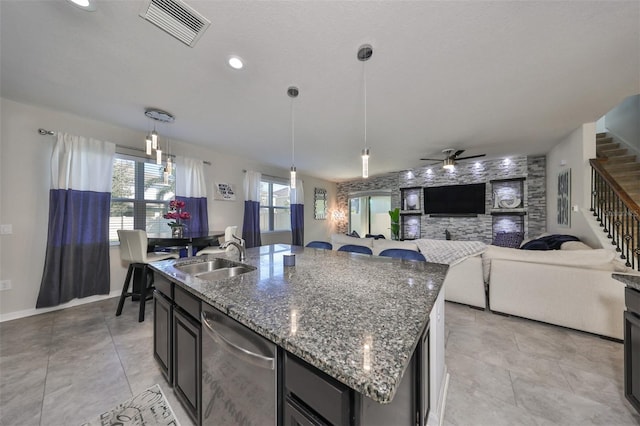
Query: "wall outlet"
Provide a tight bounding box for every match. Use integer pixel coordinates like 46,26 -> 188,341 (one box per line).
0,224 -> 12,235
0,280 -> 11,291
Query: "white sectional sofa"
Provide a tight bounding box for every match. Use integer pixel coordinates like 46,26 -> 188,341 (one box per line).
482,245 -> 634,340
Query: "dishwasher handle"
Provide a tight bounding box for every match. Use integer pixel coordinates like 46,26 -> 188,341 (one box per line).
201,311 -> 275,370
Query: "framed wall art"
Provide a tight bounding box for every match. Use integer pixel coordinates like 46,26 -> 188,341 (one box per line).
557,169 -> 571,227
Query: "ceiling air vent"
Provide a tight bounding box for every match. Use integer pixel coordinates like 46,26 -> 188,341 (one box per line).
139,0 -> 211,47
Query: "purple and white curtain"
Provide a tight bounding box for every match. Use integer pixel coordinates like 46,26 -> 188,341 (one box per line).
37,132 -> 115,308
175,156 -> 208,235
290,179 -> 304,246
242,170 -> 262,248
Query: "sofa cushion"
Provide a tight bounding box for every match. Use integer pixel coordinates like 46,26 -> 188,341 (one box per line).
330,233 -> 374,250
371,239 -> 419,256
560,241 -> 593,250
492,232 -> 524,248
520,234 -> 580,250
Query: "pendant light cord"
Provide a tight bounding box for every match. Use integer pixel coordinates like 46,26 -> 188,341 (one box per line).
363,59 -> 367,148
291,96 -> 295,165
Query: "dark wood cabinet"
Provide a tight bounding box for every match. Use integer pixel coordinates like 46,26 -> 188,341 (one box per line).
625,287 -> 640,413
285,397 -> 328,426
173,307 -> 202,425
153,291 -> 173,385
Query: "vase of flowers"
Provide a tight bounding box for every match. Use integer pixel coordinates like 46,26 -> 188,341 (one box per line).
164,200 -> 191,238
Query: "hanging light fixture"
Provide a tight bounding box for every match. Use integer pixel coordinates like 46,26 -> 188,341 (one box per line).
144,108 -> 174,163
358,44 -> 373,178
287,86 -> 299,189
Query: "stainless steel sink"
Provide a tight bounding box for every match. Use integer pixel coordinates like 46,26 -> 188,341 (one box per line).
176,258 -> 238,275
175,259 -> 256,281
195,266 -> 256,281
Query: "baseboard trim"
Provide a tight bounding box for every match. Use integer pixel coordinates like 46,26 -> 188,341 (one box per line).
0,290 -> 120,323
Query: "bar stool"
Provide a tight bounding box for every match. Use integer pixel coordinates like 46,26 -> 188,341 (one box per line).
116,230 -> 180,322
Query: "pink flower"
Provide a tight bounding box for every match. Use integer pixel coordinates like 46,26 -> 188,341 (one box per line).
179,212 -> 191,220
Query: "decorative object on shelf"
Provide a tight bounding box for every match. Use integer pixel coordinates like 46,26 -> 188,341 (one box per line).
314,188 -> 327,220
389,207 -> 400,240
213,182 -> 236,201
406,193 -> 419,210
163,200 -> 190,237
404,216 -> 420,239
557,168 -> 571,227
357,44 -> 373,178
499,197 -> 522,209
287,86 -> 299,189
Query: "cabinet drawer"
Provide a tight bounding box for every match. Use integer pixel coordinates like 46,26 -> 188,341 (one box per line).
285,354 -> 350,426
154,274 -> 172,300
626,288 -> 640,315
174,285 -> 200,321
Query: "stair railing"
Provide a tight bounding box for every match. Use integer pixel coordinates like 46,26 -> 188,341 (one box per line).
590,158 -> 640,271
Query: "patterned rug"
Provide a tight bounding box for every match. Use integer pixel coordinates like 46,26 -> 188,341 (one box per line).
81,384 -> 180,426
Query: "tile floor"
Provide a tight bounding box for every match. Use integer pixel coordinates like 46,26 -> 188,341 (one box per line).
0,297 -> 638,426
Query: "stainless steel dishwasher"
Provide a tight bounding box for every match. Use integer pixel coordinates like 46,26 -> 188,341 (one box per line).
201,303 -> 277,426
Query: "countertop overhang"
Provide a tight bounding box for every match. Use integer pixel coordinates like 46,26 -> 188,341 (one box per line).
150,244 -> 447,403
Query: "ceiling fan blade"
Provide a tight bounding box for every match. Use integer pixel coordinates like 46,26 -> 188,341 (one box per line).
420,158 -> 443,161
452,149 -> 465,158
456,154 -> 486,160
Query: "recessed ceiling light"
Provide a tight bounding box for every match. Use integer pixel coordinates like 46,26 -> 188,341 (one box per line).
228,56 -> 244,70
66,0 -> 96,11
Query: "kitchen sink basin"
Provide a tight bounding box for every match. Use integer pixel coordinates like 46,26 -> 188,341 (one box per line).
194,266 -> 256,281
176,258 -> 238,275
175,259 -> 256,281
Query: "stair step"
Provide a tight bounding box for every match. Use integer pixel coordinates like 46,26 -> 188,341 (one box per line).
599,148 -> 628,157
603,155 -> 637,164
596,132 -> 609,138
596,142 -> 620,152
609,170 -> 640,178
605,162 -> 640,173
596,136 -> 614,145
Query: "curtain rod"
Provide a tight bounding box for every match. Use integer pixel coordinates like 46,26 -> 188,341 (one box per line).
38,128 -> 211,165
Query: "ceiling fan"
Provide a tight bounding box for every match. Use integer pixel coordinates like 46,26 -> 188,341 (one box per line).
420,148 -> 486,169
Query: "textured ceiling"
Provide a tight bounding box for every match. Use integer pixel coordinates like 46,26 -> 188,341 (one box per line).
1,0 -> 638,181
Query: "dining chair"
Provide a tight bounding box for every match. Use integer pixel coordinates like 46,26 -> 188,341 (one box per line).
116,230 -> 180,322
337,244 -> 373,255
305,241 -> 333,250
378,248 -> 426,262
195,225 -> 239,257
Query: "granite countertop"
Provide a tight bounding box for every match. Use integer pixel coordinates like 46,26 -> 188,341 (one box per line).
613,273 -> 640,291
150,244 -> 447,404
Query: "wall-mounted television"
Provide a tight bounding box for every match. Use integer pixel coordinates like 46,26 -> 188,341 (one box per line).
424,183 -> 486,215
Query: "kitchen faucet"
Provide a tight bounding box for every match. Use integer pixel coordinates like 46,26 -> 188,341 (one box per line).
220,236 -> 246,262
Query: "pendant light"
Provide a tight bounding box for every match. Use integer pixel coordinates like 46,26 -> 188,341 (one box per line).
143,108 -> 174,163
287,86 -> 299,189
358,44 -> 373,178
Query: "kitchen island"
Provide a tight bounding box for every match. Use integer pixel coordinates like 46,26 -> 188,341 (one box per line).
150,244 -> 448,426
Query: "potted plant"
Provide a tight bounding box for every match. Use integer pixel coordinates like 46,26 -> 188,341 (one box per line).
389,207 -> 400,240
163,200 -> 191,237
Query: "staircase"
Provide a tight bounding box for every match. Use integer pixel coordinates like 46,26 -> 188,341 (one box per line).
592,132 -> 640,271
596,132 -> 640,205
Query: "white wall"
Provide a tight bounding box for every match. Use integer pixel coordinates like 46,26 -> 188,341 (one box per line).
0,98 -> 336,319
605,94 -> 640,155
546,122 -> 602,247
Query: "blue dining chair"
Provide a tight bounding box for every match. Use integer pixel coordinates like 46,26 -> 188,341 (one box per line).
305,241 -> 333,250
337,244 -> 373,255
378,248 -> 426,262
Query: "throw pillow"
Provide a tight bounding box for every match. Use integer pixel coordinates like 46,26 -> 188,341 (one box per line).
493,232 -> 524,249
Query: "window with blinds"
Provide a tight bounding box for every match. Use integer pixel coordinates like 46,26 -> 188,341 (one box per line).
109,154 -> 175,243
259,178 -> 291,232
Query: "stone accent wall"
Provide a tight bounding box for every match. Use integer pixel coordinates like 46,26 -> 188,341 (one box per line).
335,155 -> 547,242
527,156 -> 547,237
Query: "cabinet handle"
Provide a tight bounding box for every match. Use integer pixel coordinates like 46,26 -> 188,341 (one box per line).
201,312 -> 275,370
